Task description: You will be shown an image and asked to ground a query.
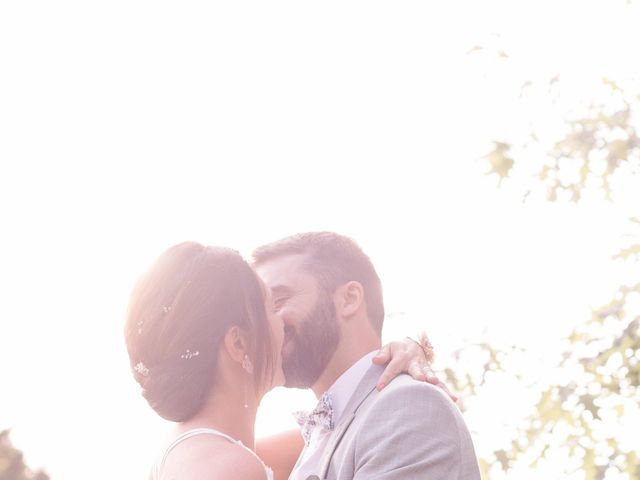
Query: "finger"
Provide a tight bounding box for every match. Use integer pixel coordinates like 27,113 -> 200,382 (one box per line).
423,365 -> 439,385
407,361 -> 428,381
437,380 -> 459,403
372,343 -> 392,365
376,357 -> 404,390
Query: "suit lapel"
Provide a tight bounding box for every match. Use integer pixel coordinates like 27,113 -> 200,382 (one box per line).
317,364 -> 384,479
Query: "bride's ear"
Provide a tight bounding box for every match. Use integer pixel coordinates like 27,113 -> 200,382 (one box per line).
223,325 -> 250,364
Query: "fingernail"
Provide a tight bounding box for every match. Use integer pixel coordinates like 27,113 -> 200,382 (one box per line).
377,382 -> 385,390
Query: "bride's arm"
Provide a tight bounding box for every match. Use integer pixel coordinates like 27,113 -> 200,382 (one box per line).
256,429 -> 304,480
373,333 -> 458,401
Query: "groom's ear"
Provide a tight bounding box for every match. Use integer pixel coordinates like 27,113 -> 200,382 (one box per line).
335,280 -> 365,320
223,325 -> 249,363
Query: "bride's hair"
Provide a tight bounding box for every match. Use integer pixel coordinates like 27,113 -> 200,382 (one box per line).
124,242 -> 275,422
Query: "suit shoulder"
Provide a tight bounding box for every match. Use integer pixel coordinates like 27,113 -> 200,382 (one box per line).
362,376 -> 478,462
379,374 -> 455,405
361,374 -> 464,429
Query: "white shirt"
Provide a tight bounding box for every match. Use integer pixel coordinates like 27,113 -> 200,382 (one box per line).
290,351 -> 378,480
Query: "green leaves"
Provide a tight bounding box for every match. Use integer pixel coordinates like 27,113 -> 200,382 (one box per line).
485,77 -> 640,203
474,59 -> 640,480
484,141 -> 514,185
444,281 -> 640,478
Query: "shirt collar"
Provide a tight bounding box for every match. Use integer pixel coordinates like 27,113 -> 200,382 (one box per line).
325,350 -> 378,425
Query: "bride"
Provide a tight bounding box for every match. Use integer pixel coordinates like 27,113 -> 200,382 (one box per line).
124,242 -> 446,480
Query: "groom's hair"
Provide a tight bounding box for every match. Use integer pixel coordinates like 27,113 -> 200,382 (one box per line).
252,232 -> 385,335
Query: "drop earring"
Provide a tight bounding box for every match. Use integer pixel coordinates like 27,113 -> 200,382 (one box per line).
242,354 -> 254,408
242,354 -> 254,374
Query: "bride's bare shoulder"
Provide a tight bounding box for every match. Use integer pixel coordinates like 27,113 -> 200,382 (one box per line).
162,435 -> 268,480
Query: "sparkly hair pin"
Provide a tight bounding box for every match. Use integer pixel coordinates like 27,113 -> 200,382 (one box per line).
134,362 -> 149,377
180,349 -> 200,360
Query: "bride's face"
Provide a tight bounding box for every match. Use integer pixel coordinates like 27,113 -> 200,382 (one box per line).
264,286 -> 286,389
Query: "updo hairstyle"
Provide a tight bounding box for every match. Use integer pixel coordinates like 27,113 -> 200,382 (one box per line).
124,242 -> 274,422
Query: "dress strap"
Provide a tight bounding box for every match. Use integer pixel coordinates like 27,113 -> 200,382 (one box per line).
154,428 -> 272,480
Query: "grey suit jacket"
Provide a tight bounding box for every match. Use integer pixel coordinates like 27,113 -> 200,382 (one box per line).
303,364 -> 481,480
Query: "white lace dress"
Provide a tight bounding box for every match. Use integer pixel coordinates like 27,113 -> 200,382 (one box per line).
153,428 -> 274,480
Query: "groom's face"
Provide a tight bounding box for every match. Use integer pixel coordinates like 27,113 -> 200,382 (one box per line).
255,254 -> 340,389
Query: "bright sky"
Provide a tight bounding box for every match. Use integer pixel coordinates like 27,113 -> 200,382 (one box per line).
1,1 -> 639,479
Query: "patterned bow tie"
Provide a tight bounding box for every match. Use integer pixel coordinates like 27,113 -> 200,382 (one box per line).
293,392 -> 335,445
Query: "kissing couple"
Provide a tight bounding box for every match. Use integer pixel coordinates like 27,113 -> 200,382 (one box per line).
125,232 -> 480,479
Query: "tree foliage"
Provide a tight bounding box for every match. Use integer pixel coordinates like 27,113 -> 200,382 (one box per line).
485,78 -> 640,202
474,283 -> 640,479
470,75 -> 640,479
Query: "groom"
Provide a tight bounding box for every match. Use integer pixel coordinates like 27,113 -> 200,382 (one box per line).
253,232 -> 480,480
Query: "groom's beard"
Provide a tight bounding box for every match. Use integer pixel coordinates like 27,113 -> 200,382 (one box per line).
282,292 -> 340,389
